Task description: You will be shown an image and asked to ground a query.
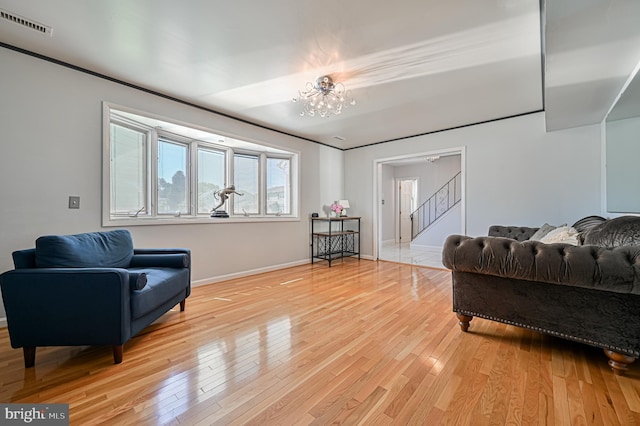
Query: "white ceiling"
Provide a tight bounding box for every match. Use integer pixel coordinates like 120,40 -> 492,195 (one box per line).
0,1 -> 638,149
544,0 -> 640,131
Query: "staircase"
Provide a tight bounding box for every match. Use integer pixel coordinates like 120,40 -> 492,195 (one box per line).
410,172 -> 461,240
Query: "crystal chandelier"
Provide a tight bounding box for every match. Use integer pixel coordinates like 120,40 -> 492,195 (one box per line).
292,75 -> 356,117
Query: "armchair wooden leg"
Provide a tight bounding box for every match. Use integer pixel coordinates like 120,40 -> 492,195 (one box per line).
604,350 -> 636,375
23,347 -> 36,368
456,313 -> 473,332
113,345 -> 123,364
180,300 -> 186,311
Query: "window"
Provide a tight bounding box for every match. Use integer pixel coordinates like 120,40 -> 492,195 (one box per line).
197,148 -> 225,214
103,104 -> 298,225
233,153 -> 259,215
267,158 -> 291,214
157,139 -> 189,215
109,122 -> 148,216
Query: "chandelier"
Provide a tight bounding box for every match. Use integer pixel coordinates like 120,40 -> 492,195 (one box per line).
292,75 -> 356,117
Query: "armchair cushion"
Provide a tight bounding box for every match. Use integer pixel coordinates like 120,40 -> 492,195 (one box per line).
35,229 -> 134,268
127,267 -> 190,318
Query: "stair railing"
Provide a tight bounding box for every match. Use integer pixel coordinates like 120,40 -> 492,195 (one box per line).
410,171 -> 461,240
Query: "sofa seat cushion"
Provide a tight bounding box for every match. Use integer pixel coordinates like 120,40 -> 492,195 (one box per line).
35,229 -> 134,268
128,267 -> 190,319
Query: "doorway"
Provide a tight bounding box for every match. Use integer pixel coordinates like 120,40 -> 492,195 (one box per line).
397,178 -> 417,244
374,147 -> 465,268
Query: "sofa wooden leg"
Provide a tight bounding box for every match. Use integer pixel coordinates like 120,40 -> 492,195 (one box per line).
180,300 -> 186,311
113,345 -> 123,364
604,350 -> 636,375
456,314 -> 473,332
23,347 -> 36,368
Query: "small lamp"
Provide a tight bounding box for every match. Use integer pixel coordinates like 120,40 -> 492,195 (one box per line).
338,199 -> 350,216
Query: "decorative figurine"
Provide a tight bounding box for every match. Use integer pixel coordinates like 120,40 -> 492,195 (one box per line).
211,185 -> 244,218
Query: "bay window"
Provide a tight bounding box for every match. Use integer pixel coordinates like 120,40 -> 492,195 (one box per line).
103,103 -> 298,225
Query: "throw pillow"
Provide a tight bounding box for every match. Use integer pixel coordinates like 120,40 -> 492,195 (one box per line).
129,272 -> 147,291
530,223 -> 559,241
539,226 -> 580,245
572,215 -> 607,233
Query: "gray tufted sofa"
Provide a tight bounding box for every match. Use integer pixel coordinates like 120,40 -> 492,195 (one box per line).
442,216 -> 640,375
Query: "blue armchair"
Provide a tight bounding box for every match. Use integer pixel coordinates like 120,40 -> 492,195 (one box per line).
0,229 -> 191,367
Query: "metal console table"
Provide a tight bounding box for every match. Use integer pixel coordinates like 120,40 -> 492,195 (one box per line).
310,216 -> 360,266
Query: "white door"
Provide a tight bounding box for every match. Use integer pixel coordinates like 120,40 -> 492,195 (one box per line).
398,179 -> 416,243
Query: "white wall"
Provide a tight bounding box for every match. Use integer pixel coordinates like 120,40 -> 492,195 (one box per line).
345,112 -> 602,259
0,47 -> 344,321
606,116 -> 640,212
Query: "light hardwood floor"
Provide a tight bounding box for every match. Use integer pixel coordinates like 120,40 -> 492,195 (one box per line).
2,259 -> 640,425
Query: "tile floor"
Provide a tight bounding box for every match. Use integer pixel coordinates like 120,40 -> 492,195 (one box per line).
378,241 -> 445,269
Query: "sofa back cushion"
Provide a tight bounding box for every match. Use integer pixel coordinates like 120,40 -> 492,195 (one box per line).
35,229 -> 134,268
488,226 -> 539,241
582,216 -> 640,248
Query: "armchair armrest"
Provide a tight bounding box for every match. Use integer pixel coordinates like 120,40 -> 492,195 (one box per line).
0,268 -> 132,348
133,248 -> 191,256
129,252 -> 190,268
132,248 -> 190,268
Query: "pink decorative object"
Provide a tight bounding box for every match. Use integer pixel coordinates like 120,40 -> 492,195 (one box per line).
330,203 -> 343,216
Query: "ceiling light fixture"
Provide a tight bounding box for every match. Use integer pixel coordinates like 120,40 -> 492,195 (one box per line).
292,75 -> 355,118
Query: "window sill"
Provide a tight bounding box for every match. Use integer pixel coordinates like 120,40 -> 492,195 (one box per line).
103,215 -> 300,227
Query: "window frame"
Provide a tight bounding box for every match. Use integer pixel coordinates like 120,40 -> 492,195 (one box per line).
265,156 -> 292,216
233,151 -> 261,215
156,135 -> 191,217
108,117 -> 151,218
102,102 -> 300,226
196,145 -> 227,215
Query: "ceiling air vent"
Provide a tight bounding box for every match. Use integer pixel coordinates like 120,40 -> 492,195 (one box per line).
0,8 -> 53,36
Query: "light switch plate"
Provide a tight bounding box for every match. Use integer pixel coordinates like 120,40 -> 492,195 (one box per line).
68,196 -> 80,209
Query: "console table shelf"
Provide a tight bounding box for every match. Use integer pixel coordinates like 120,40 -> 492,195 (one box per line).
311,217 -> 360,266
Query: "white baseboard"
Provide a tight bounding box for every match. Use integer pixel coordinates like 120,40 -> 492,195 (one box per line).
191,256 -> 375,287
0,318 -> 6,329
191,259 -> 310,287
